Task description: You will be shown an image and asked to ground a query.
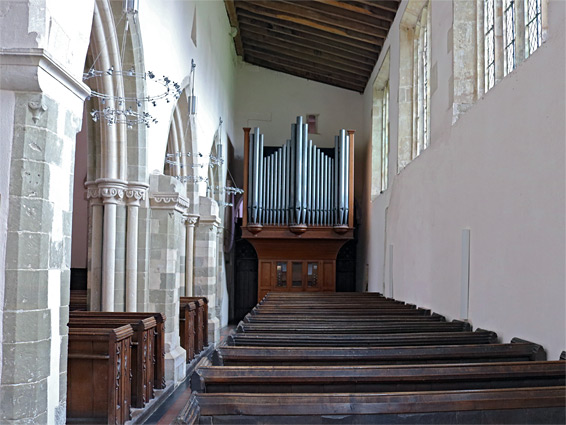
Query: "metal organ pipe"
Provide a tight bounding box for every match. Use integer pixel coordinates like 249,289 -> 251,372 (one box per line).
258,133 -> 264,224
294,117 -> 303,224
248,132 -> 254,222
344,133 -> 350,224
245,118 -> 352,228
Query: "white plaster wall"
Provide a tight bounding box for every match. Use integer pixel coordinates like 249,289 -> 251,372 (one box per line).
140,0 -> 237,192
362,0 -> 566,359
234,62 -> 366,192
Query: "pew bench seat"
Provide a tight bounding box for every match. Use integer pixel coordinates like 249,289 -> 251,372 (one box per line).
195,361 -> 566,393
216,340 -> 546,366
228,330 -> 498,347
196,386 -> 566,424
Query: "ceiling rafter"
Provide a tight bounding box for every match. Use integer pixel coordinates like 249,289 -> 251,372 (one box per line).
235,2 -> 385,46
243,43 -> 370,84
225,0 -> 400,93
237,9 -> 381,53
239,24 -> 379,68
241,35 -> 375,74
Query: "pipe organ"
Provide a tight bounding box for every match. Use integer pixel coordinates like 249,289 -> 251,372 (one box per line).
242,117 -> 355,300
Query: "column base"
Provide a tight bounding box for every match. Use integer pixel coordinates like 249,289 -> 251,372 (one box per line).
208,317 -> 221,345
164,345 -> 187,384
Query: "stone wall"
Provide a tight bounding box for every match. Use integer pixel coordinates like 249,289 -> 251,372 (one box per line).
148,174 -> 189,384
194,196 -> 221,344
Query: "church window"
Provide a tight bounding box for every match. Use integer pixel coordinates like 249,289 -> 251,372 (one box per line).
503,0 -> 517,76
484,0 -> 496,91
381,83 -> 390,193
414,5 -> 431,157
398,0 -> 431,172
371,51 -> 390,198
481,0 -> 547,94
525,0 -> 542,57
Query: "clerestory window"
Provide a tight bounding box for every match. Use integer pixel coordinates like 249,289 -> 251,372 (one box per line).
483,0 -> 547,94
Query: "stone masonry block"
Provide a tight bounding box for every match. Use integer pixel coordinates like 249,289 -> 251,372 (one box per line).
7,197 -> 54,234
0,377 -> 48,421
5,231 -> 50,270
3,270 -> 49,310
48,239 -> 64,269
1,339 -> 51,385
2,309 -> 51,343
9,158 -> 51,200
10,124 -> 58,163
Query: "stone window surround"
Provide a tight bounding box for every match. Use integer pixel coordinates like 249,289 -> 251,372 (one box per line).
371,50 -> 391,200
452,0 -> 548,124
398,0 -> 431,173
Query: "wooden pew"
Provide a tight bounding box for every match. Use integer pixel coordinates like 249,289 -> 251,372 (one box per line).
68,316 -> 156,408
236,320 -> 471,334
69,311 -> 166,390
216,339 -> 546,366
196,386 -> 566,424
248,308 -> 434,317
180,299 -> 198,362
227,329 -> 498,347
243,312 -> 447,323
69,289 -> 87,311
181,296 -> 209,349
67,325 -> 133,425
195,361 -> 566,393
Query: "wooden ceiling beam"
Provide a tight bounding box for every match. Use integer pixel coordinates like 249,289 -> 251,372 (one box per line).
241,36 -> 374,75
235,1 -> 385,45
244,47 -> 369,86
238,16 -> 382,57
296,0 -> 394,30
312,0 -> 396,22
242,40 -> 372,82
351,0 -> 401,14
253,0 -> 390,35
236,9 -> 381,53
245,55 -> 366,92
239,24 -> 378,69
224,0 -> 244,56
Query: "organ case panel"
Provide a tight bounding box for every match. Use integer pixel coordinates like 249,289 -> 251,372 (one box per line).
242,117 -> 354,301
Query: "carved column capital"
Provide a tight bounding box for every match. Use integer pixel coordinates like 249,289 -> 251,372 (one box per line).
94,178 -> 128,205
183,214 -> 199,227
125,182 -> 149,207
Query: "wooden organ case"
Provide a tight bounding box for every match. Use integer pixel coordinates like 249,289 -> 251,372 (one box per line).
242,117 -> 355,301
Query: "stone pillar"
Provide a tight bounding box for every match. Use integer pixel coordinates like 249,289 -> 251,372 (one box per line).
194,196 -> 221,344
86,182 -> 103,311
125,183 -> 148,312
184,214 -> 199,296
97,179 -> 127,311
216,226 -> 229,327
148,174 -> 189,384
0,55 -> 90,423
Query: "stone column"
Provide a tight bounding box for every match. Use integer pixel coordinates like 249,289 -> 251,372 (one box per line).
194,196 -> 221,344
148,174 -> 189,384
86,182 -> 104,310
125,183 -> 148,312
183,214 -> 199,296
97,179 -> 127,311
0,53 -> 90,423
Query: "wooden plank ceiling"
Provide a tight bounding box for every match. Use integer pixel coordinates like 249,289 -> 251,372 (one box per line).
224,0 -> 401,93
